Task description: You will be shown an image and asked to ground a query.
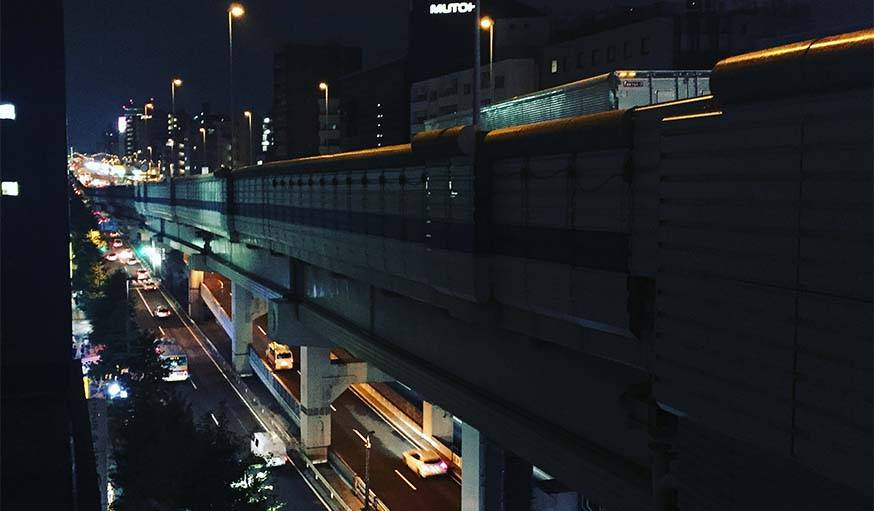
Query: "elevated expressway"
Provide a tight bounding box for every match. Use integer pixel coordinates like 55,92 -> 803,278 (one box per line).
90,31 -> 873,511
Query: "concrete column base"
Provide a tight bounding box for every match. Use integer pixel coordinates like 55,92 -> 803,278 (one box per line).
462,422 -> 532,511
231,281 -> 255,376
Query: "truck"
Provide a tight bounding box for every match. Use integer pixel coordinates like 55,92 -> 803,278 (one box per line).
422,69 -> 711,133
250,431 -> 287,467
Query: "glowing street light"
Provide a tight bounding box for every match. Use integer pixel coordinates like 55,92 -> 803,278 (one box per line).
243,111 -> 253,165
480,16 -> 495,102
228,3 -> 245,167
318,82 -> 329,135
170,78 -> 183,115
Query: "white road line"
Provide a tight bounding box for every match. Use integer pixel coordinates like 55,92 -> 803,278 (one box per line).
210,413 -> 219,426
394,470 -> 418,491
296,370 -> 301,376
157,289 -> 269,432
189,378 -> 198,390
135,289 -> 154,316
256,325 -> 267,336
158,326 -> 166,336
158,289 -> 334,511
352,428 -> 367,444
330,404 -> 336,412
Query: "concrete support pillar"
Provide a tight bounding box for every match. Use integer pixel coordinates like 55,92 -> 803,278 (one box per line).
187,269 -> 209,321
462,422 -> 532,511
423,402 -> 454,443
230,281 -> 255,375
300,346 -> 334,461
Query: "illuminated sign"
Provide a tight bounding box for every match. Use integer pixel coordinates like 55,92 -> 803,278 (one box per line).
117,116 -> 127,133
623,80 -> 644,87
429,2 -> 475,14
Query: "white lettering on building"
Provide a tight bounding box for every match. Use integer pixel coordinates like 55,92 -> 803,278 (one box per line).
429,2 -> 476,14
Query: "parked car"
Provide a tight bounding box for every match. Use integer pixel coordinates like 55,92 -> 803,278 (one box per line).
104,252 -> 118,261
136,268 -> 149,281
402,449 -> 448,478
112,239 -> 124,248
266,341 -> 294,370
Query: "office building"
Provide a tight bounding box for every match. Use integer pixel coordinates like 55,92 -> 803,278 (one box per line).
272,44 -> 362,159
338,59 -> 410,151
410,58 -> 538,135
191,104 -> 232,174
260,113 -> 274,163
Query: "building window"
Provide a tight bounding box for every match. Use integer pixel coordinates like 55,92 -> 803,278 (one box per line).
577,51 -> 586,68
607,45 -> 615,63
591,49 -> 601,66
550,59 -> 558,73
495,76 -> 505,89
641,36 -> 651,55
623,40 -> 632,59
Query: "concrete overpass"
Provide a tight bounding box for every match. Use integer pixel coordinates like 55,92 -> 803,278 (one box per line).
89,30 -> 873,511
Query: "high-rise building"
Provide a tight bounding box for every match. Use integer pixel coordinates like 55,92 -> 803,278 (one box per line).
1,1 -> 100,508
272,44 -> 362,159
191,104 -> 232,174
165,109 -> 190,176
102,125 -> 119,156
338,58 -> 410,151
260,113 -> 274,163
407,0 -> 546,84
122,100 -> 143,157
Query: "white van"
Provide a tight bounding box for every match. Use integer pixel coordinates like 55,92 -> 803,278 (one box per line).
265,341 -> 294,370
251,431 -> 287,467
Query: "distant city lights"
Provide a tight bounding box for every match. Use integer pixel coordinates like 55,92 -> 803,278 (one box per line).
117,116 -> 127,133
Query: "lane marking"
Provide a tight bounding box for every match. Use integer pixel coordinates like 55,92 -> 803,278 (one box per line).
157,289 -> 269,432
135,289 -> 154,316
157,289 -> 333,511
210,413 -> 219,426
330,404 -> 336,412
189,378 -> 198,390
158,326 -> 166,336
256,325 -> 267,336
394,470 -> 418,491
296,370 -> 301,376
352,428 -> 367,445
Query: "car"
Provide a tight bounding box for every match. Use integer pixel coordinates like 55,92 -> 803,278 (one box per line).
104,252 -> 118,261
126,258 -> 138,265
402,449 -> 448,478
265,341 -> 294,370
108,231 -> 121,238
112,239 -> 124,248
154,305 -> 172,318
153,337 -> 177,353
140,279 -> 158,290
136,268 -> 149,281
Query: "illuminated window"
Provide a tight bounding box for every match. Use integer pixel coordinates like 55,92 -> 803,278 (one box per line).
550,59 -> 558,73
1,181 -> 19,196
0,103 -> 16,120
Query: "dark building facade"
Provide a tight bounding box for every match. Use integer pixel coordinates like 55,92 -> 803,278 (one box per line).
1,1 -> 100,509
272,44 -> 362,159
191,104 -> 232,174
338,58 -> 410,151
407,0 -> 544,84
102,125 -> 119,155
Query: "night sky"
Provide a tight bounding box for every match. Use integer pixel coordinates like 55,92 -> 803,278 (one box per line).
64,0 -> 412,151
63,0 -> 870,152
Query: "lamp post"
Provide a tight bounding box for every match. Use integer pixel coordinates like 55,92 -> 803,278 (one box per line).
227,3 -> 245,168
170,79 -> 182,116
480,16 -> 494,105
318,82 -> 329,135
362,430 -> 375,511
471,1 -> 482,127
199,127 -> 208,172
243,111 -> 253,166
147,146 -> 153,168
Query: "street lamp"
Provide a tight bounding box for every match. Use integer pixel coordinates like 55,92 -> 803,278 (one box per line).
227,3 -> 245,168
471,1 -> 482,127
318,82 -> 329,137
243,111 -> 253,166
147,146 -> 153,167
170,78 -> 182,116
361,430 -> 375,511
144,102 -> 154,118
199,127 -> 208,172
480,16 -> 495,104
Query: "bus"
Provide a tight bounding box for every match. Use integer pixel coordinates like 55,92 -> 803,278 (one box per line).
157,343 -> 189,382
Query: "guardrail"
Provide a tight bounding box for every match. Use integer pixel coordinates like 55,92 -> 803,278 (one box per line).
248,348 -> 301,424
